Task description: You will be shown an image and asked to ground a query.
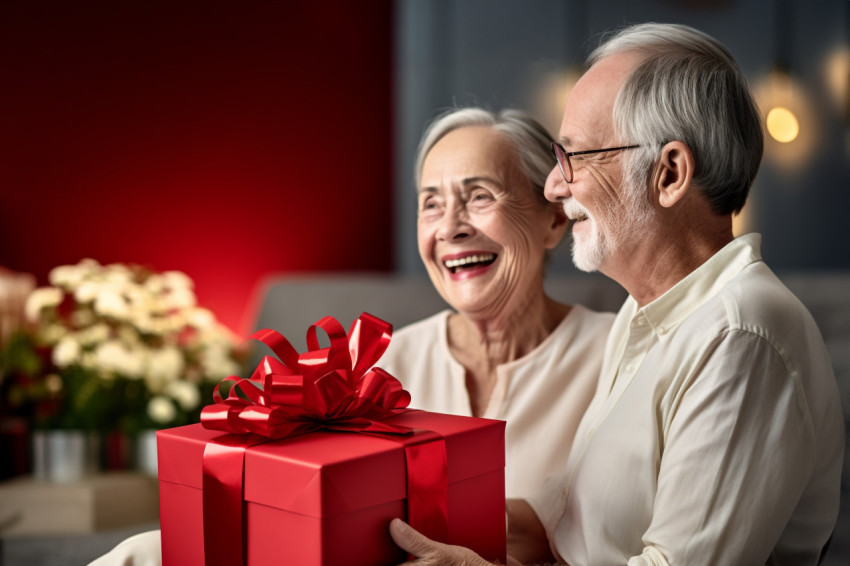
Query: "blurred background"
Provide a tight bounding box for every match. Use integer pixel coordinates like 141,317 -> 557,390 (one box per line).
0,1 -> 848,563
1,0 -> 848,336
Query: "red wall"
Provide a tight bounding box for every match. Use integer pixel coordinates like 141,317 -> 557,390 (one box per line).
0,1 -> 394,336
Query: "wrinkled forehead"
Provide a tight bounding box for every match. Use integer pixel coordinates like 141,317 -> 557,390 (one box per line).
420,126 -> 518,187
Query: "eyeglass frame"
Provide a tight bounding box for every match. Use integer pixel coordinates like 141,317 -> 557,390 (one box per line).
550,141 -> 641,183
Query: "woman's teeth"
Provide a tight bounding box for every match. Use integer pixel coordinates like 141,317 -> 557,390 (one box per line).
444,254 -> 496,272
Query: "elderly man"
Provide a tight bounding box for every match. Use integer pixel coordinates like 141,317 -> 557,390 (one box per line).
390,22 -> 844,566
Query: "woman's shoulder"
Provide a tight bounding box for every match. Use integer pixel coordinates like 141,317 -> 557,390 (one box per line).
380,309 -> 452,365
390,309 -> 452,343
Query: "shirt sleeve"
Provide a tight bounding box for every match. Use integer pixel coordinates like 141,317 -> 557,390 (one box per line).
628,329 -> 816,566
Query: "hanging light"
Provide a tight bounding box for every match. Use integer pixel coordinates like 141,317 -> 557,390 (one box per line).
754,68 -> 817,169
752,1 -> 818,169
766,107 -> 800,143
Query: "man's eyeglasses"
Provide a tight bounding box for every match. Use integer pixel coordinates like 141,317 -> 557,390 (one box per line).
551,141 -> 641,183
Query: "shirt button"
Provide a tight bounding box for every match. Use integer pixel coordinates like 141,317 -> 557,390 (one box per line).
635,317 -> 646,326
657,327 -> 667,335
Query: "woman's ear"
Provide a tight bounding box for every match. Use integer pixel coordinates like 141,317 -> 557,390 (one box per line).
544,202 -> 569,250
653,141 -> 695,208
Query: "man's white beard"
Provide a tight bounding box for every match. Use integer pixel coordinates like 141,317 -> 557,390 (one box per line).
571,219 -> 611,272
562,199 -> 616,273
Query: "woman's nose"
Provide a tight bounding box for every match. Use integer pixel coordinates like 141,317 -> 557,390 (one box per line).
544,165 -> 572,203
435,205 -> 472,241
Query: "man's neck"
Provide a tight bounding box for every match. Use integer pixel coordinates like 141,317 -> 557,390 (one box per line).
605,214 -> 734,308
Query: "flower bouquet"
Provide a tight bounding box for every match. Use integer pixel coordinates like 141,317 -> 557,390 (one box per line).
4,259 -> 246,438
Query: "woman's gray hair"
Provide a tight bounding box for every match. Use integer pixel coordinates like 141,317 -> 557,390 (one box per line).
414,107 -> 553,203
589,23 -> 763,215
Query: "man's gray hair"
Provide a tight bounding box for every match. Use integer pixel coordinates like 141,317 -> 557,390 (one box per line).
414,107 -> 553,203
590,23 -> 764,215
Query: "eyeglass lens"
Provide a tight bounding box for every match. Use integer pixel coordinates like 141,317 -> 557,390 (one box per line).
551,142 -> 572,183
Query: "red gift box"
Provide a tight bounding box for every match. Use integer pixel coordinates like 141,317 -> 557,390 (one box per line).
157,313 -> 505,566
157,410 -> 506,565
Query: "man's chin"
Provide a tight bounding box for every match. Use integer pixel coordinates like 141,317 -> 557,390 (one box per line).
571,240 -> 605,273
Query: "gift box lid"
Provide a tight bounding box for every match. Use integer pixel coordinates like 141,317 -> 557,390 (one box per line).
157,410 -> 504,519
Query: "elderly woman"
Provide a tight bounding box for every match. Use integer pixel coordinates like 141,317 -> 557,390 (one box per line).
378,107 -> 614,499
88,108 -> 613,565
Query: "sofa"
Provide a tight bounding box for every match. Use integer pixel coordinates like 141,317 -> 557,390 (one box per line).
4,270 -> 847,565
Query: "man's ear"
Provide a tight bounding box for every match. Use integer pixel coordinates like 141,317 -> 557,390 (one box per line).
544,202 -> 569,250
653,141 -> 695,208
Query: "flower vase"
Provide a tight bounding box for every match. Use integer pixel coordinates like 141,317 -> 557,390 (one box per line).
32,430 -> 100,483
134,429 -> 158,476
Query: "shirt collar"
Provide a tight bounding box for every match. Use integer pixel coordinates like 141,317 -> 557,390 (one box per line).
634,233 -> 763,339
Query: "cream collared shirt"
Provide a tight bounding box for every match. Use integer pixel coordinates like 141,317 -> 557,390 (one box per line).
529,234 -> 844,566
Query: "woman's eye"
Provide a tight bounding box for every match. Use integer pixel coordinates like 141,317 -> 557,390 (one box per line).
469,190 -> 494,202
419,197 -> 440,212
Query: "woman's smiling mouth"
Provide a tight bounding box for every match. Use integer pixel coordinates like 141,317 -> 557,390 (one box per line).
443,253 -> 498,274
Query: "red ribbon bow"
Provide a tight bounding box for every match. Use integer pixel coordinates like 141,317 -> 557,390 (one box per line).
200,312 -> 412,438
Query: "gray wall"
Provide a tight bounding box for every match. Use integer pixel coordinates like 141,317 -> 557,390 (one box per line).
394,0 -> 850,276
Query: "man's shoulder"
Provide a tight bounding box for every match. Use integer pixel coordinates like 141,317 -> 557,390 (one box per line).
681,261 -> 830,375
712,261 -> 814,333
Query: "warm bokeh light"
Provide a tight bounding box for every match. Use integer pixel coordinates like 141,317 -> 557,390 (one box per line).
766,107 -> 800,143
824,45 -> 850,118
732,203 -> 754,238
753,69 -> 817,169
529,65 -> 584,137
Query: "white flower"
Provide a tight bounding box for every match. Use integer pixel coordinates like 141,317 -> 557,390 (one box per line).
48,261 -> 97,289
162,271 -> 193,291
164,287 -> 196,310
164,380 -> 200,411
125,284 -> 156,317
94,286 -> 130,319
52,336 -> 82,367
143,274 -> 164,295
70,307 -> 96,327
103,264 -> 132,286
78,323 -> 111,346
74,281 -> 101,303
147,395 -> 177,424
94,340 -> 146,378
145,346 -> 185,393
187,308 -> 215,330
24,287 -> 63,322
79,352 -> 98,372
116,324 -> 140,346
41,323 -> 68,344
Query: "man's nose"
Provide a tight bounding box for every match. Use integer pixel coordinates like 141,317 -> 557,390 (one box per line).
544,165 -> 572,203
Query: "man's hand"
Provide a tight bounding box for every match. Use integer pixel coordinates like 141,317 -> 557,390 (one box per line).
390,518 -> 512,566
